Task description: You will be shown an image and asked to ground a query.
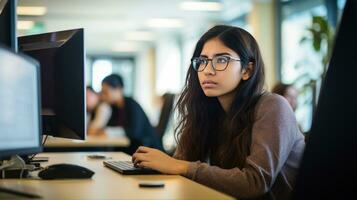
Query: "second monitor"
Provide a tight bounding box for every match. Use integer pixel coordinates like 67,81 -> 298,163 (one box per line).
0,0 -> 17,51
18,28 -> 86,140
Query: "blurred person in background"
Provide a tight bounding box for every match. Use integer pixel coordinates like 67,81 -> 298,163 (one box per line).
101,74 -> 163,153
272,83 -> 299,111
86,86 -> 111,136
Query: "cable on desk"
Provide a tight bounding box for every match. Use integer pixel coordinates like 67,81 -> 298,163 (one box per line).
28,135 -> 49,161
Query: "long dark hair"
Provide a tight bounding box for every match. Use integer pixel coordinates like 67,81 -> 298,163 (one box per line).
175,25 -> 265,169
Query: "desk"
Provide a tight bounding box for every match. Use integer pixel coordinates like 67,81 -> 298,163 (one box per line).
44,135 -> 130,152
0,152 -> 234,199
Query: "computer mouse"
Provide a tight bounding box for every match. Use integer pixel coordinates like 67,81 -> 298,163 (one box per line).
38,163 -> 95,180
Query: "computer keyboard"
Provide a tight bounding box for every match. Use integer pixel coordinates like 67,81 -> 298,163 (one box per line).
103,161 -> 161,175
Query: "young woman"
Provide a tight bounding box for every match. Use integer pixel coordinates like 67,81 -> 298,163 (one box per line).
132,25 -> 305,200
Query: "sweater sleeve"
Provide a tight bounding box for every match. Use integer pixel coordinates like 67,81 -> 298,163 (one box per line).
180,94 -> 301,199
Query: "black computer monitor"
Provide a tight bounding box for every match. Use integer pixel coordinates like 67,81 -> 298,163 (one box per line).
0,45 -> 42,159
0,0 -> 17,51
18,29 -> 86,140
292,1 -> 356,199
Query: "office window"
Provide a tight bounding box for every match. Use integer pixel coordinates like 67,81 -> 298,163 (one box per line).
92,59 -> 112,92
337,0 -> 347,17
156,36 -> 182,95
85,58 -> 92,87
279,0 -> 346,132
229,14 -> 252,33
281,5 -> 327,82
111,59 -> 135,96
182,36 -> 198,86
280,0 -> 327,132
89,58 -> 135,95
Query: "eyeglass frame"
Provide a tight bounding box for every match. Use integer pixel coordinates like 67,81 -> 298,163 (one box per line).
191,55 -> 241,72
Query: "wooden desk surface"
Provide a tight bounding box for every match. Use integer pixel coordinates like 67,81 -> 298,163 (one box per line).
44,135 -> 130,148
0,152 -> 234,200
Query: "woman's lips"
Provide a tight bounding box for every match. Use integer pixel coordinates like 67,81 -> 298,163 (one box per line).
202,80 -> 218,88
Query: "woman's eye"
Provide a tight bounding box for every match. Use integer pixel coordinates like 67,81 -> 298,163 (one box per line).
200,58 -> 208,64
217,57 -> 228,63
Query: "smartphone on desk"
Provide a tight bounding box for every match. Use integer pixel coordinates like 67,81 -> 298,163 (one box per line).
87,154 -> 111,159
139,181 -> 165,188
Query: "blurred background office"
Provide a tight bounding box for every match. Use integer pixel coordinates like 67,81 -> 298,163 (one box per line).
15,0 -> 346,151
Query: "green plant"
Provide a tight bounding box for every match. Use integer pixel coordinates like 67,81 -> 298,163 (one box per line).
300,15 -> 334,78
296,15 -> 334,114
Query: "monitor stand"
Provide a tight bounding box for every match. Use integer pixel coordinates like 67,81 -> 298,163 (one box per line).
20,134 -> 50,165
22,155 -> 49,165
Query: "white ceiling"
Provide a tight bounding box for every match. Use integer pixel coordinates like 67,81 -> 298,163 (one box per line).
17,0 -> 250,56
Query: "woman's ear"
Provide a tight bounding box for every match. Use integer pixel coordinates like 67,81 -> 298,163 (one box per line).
242,62 -> 254,80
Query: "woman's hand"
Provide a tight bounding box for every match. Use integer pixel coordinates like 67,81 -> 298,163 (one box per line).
132,146 -> 189,175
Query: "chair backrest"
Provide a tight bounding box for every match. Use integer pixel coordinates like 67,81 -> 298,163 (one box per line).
155,93 -> 175,140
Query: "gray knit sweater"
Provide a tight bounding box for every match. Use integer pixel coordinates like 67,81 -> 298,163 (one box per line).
174,93 -> 305,200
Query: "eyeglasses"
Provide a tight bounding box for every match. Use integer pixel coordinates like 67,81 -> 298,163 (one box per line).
191,55 -> 241,72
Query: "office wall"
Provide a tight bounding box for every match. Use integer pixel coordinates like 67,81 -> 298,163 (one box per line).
248,1 -> 278,90
155,35 -> 182,95
134,47 -> 158,124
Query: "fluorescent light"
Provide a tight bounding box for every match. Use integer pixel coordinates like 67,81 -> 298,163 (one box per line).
147,18 -> 184,28
112,46 -> 138,52
112,42 -> 140,52
124,31 -> 155,41
17,6 -> 47,16
179,1 -> 223,11
17,21 -> 34,30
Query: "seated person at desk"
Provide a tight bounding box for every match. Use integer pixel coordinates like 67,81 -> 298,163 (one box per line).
132,25 -> 305,200
86,86 -> 111,136
101,74 -> 163,151
272,82 -> 305,134
272,82 -> 298,112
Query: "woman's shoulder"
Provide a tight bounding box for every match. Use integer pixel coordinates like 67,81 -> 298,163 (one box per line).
255,92 -> 293,118
257,92 -> 289,106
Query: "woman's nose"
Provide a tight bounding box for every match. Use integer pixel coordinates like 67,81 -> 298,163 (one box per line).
203,61 -> 215,75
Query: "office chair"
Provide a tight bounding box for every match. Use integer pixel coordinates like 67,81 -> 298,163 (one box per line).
155,93 -> 175,140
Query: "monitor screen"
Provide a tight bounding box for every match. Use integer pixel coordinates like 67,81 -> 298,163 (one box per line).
0,0 -> 17,51
0,45 -> 42,158
18,29 -> 86,140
